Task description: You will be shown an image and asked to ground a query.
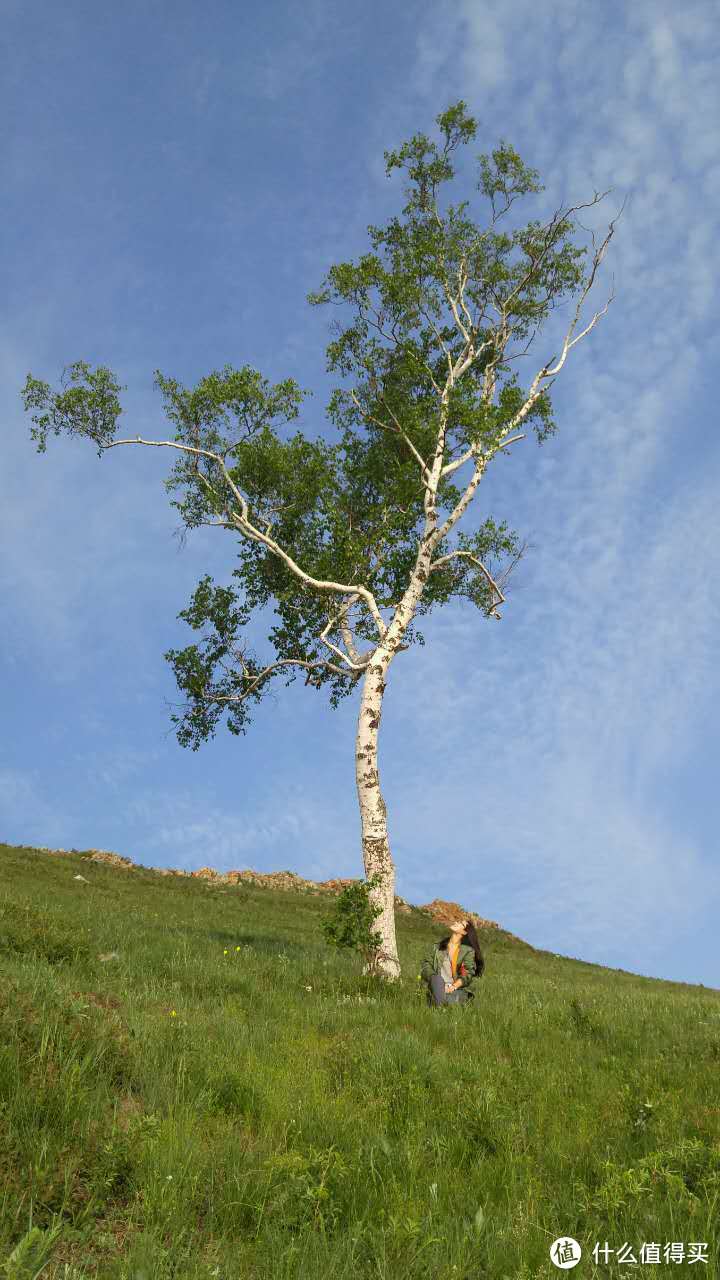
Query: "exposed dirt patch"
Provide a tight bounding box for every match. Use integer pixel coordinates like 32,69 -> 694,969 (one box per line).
69,990 -> 122,1013
114,1093 -> 145,1131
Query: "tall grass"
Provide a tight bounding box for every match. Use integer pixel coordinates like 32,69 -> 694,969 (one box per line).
0,841 -> 718,1279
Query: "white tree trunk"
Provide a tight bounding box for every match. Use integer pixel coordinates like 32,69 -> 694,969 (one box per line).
354,539 -> 436,980
355,646 -> 400,979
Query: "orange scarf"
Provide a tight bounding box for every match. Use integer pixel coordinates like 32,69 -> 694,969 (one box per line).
449,938 -> 460,977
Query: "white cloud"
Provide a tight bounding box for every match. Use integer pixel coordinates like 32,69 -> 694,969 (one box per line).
119,777 -> 355,876
0,768 -> 66,844
69,745 -> 165,792
364,0 -> 720,966
3,0 -> 718,989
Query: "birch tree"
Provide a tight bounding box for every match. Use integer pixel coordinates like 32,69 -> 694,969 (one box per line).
21,102 -> 620,980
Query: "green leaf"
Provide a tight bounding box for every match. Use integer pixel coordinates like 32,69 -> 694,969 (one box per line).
22,100 -> 613,763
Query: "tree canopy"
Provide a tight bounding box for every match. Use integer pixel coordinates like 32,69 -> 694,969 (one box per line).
22,101 -> 618,754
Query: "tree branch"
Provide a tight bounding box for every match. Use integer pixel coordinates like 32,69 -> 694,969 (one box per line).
362,296 -> 445,396
441,431 -> 526,478
502,189 -> 613,316
432,203 -> 618,546
439,263 -> 496,386
102,435 -> 388,639
433,387 -> 542,547
350,390 -> 431,483
204,655 -> 357,706
428,550 -> 506,618
319,605 -> 373,671
335,592 -> 371,666
544,212 -> 620,375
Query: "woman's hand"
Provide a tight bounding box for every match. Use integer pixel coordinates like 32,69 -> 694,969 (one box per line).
445,980 -> 461,993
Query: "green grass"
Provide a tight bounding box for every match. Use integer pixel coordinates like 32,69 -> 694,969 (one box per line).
0,840 -> 718,1279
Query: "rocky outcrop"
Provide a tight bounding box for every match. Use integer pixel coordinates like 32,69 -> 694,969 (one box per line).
86,849 -> 136,870
158,870 -> 499,931
14,843 -> 501,932
419,898 -> 501,931
25,846 -> 135,869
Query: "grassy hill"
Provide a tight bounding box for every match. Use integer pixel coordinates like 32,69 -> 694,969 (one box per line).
0,841 -> 718,1279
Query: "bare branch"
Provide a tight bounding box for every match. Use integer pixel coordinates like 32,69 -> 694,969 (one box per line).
359,299 -> 444,394
534,197 -> 625,378
204,655 -> 358,706
433,196 -> 619,517
502,189 -> 613,316
415,301 -> 452,390
428,550 -> 506,618
546,272 -> 615,374
493,535 -> 533,596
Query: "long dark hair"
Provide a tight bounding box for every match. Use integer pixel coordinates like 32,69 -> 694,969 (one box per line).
437,920 -> 485,978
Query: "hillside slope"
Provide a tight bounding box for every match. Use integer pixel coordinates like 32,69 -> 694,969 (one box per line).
1,840 -> 718,1279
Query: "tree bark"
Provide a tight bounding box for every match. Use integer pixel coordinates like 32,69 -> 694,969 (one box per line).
354,539 -> 436,980
355,645 -> 399,979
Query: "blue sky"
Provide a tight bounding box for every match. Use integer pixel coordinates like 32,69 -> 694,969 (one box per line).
2,0 -> 719,990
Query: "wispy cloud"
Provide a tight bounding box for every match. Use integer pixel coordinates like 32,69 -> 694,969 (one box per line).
0,767 -> 67,846
121,782 -> 354,879
2,0 -> 718,989
374,0 -> 720,972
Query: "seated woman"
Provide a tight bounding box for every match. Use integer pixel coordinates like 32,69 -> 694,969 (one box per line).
420,915 -> 485,1006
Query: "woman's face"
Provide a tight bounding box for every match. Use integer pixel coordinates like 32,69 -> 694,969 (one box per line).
450,918 -> 467,935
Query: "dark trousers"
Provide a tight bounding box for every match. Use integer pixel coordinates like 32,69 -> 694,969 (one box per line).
428,973 -> 470,1007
